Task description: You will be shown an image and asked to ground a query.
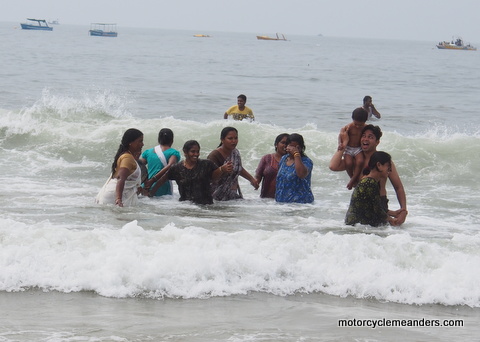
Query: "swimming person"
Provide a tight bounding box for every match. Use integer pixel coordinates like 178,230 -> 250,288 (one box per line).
223,94 -> 255,121
96,128 -> 144,207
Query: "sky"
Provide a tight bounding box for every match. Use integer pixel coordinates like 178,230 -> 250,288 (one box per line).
2,0 -> 479,42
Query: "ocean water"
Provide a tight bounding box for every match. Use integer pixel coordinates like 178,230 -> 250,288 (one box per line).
1,22 -> 479,341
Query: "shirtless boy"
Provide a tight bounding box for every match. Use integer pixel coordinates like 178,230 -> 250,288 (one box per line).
338,107 -> 368,189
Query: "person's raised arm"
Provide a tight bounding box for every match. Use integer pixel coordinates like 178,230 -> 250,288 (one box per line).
371,105 -> 381,119
329,146 -> 347,172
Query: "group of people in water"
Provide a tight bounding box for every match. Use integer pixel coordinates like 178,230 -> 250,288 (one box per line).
96,95 -> 408,227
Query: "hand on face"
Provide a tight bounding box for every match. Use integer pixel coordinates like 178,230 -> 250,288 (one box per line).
286,143 -> 300,156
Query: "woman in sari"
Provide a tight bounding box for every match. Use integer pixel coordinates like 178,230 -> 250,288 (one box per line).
96,128 -> 144,207
140,128 -> 180,196
255,133 -> 289,198
207,127 -> 259,201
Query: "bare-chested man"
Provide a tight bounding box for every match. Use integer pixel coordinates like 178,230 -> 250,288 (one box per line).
329,124 -> 407,225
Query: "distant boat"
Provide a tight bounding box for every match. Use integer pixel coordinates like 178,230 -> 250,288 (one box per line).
20,18 -> 53,31
256,33 -> 287,41
89,23 -> 117,37
436,37 -> 476,51
48,19 -> 60,25
193,34 -> 211,38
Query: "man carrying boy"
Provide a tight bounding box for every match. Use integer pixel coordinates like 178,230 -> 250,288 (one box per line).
329,124 -> 408,225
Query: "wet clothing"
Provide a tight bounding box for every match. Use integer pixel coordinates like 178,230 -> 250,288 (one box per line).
255,153 -> 280,198
275,154 -> 314,203
225,105 -> 254,121
167,160 -> 218,205
345,177 -> 388,226
208,148 -> 243,201
96,154 -> 141,207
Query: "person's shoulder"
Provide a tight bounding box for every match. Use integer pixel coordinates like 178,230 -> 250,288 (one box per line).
260,153 -> 273,161
207,149 -> 222,161
142,147 -> 154,156
302,155 -> 314,165
226,105 -> 238,112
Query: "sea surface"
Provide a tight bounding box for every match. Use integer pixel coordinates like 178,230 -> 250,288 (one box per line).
1,22 -> 479,341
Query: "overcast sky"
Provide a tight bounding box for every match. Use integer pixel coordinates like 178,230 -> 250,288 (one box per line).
2,0 -> 479,42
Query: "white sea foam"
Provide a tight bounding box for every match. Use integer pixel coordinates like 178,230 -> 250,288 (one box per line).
1,218 -> 479,307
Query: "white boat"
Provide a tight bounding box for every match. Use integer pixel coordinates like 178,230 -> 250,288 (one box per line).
436,37 -> 476,51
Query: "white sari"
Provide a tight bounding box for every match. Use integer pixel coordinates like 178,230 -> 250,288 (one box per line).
95,162 -> 142,207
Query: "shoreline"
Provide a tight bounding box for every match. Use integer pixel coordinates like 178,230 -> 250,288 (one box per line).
2,289 -> 478,341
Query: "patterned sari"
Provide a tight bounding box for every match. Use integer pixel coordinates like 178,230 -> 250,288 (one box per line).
207,148 -> 243,201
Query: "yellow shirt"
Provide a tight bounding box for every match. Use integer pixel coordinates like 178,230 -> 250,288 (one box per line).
225,105 -> 254,121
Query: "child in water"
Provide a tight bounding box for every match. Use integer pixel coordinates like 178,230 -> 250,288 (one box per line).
337,107 -> 368,189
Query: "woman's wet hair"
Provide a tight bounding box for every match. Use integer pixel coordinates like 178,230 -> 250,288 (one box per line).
363,151 -> 391,175
274,133 -> 289,150
218,126 -> 238,147
111,128 -> 143,175
183,140 -> 200,153
286,133 -> 306,156
158,128 -> 174,146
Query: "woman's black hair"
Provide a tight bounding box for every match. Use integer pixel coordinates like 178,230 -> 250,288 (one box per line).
111,128 -> 143,175
286,133 -> 306,156
183,140 -> 200,153
363,151 -> 391,175
158,128 -> 174,146
217,126 -> 238,147
274,133 -> 289,151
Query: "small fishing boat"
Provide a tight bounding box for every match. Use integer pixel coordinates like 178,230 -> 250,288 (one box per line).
48,19 -> 60,25
20,18 -> 53,31
256,33 -> 287,41
193,34 -> 210,38
89,23 -> 118,37
436,37 -> 476,51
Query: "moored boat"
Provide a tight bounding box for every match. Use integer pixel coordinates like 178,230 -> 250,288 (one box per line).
89,23 -> 118,37
256,33 -> 287,41
436,37 -> 476,51
20,18 -> 53,31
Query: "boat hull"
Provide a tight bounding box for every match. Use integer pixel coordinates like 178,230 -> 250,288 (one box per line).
89,30 -> 118,37
436,44 -> 476,51
20,23 -> 53,31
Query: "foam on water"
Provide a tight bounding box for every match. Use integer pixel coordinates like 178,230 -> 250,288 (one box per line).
1,218 -> 479,307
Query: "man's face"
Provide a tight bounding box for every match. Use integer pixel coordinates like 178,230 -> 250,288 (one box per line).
361,129 -> 379,152
237,97 -> 246,108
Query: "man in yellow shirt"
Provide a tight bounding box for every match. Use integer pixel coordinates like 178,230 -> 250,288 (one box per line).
223,94 -> 255,121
